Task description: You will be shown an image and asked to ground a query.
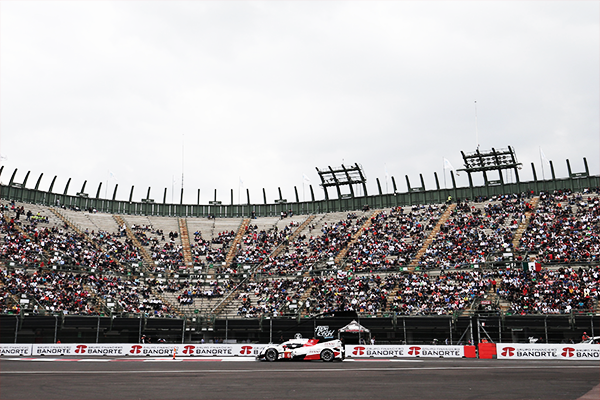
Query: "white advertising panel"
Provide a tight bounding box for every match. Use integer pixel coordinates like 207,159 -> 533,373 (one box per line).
32,344 -> 127,356
0,344 -> 32,356
345,345 -> 464,358
497,343 -> 600,360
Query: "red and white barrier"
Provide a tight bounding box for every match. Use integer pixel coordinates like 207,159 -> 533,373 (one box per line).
2,343 -> 598,360
345,345 -> 464,358
497,343 -> 600,360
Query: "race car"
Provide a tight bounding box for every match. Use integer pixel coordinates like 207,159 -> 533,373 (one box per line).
256,338 -> 345,362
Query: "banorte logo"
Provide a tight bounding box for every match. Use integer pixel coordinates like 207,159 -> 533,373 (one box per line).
130,345 -> 142,354
352,346 -> 365,356
240,346 -> 253,355
501,347 -> 515,357
562,347 -> 575,357
183,345 -> 195,355
408,346 -> 421,356
75,345 -> 87,354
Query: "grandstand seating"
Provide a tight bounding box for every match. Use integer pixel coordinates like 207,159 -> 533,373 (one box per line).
1,189 -> 599,322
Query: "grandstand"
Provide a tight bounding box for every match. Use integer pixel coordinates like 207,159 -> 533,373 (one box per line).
1,154 -> 598,345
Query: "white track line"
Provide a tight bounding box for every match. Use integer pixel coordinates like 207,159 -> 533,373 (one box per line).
2,365 -> 598,374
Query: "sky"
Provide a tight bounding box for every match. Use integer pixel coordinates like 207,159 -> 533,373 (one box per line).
1,1 -> 598,204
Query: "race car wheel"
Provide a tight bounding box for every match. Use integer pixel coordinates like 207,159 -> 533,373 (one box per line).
265,348 -> 278,362
320,349 -> 334,362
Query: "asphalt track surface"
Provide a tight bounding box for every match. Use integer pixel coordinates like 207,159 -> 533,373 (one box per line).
1,357 -> 599,400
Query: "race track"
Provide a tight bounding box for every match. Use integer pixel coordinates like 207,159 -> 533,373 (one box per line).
1,357 -> 598,400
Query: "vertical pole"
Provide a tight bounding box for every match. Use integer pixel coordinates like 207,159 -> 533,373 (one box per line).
403,317 -> 407,344
96,316 -> 100,343
591,316 -> 594,339
269,318 -> 273,344
182,319 -> 186,344
469,316 -> 474,345
358,314 -> 361,344
225,316 -> 228,343
498,316 -> 502,343
449,318 -> 452,345
138,315 -> 142,343
544,316 -> 548,344
476,316 -> 481,344
54,315 -> 58,343
14,315 -> 19,343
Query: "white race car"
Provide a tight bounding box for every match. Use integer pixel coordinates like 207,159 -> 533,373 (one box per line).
257,338 -> 345,362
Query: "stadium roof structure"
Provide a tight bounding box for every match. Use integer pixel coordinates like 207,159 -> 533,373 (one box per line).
315,163 -> 368,201
457,146 -> 523,187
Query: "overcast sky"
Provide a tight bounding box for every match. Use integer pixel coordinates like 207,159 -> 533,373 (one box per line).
1,1 -> 598,204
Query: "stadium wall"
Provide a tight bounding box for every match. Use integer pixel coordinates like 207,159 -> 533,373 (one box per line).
1,164 -> 597,217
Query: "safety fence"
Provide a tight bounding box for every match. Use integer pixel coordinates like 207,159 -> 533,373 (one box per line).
1,343 -> 598,359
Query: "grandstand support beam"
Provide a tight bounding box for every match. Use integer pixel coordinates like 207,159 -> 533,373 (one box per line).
405,175 -> 412,206
278,187 -> 283,201
420,174 -> 426,191
450,170 -> 457,189
549,161 -> 556,180
129,186 -> 134,203
22,171 -> 30,188
163,188 -> 167,204
80,180 -> 87,195
180,188 -> 184,205
434,172 -> 440,190
0,165 -> 3,179
531,162 -> 538,181
63,178 -> 71,195
391,176 -> 398,192
294,186 -> 299,203
376,178 -> 382,195
566,158 -> 573,177
263,188 -> 267,205
34,173 -> 43,190
95,182 -> 102,199
230,189 -> 233,205
197,189 -> 200,205
584,157 -> 590,175
113,184 -> 119,201
309,185 -> 315,202
214,189 -> 217,202
246,188 -> 250,205
48,176 -> 57,193
8,168 -> 17,186
146,187 -> 151,201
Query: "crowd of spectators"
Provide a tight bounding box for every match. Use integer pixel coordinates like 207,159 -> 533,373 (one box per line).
1,189 -> 599,319
256,215 -> 368,276
518,191 -> 600,264
418,196 -> 532,269
346,205 -> 441,273
497,266 -> 599,314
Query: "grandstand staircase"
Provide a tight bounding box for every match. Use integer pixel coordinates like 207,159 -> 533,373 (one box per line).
295,211 -> 382,318
223,219 -> 251,269
269,214 -> 316,259
112,215 -> 154,268
178,218 -> 194,268
210,216 -> 315,318
511,196 -> 540,249
46,209 -> 129,313
409,203 -> 456,270
336,209 -> 382,268
112,215 -> 184,318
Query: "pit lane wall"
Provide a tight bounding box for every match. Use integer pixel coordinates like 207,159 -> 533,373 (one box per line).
1,343 -> 598,360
